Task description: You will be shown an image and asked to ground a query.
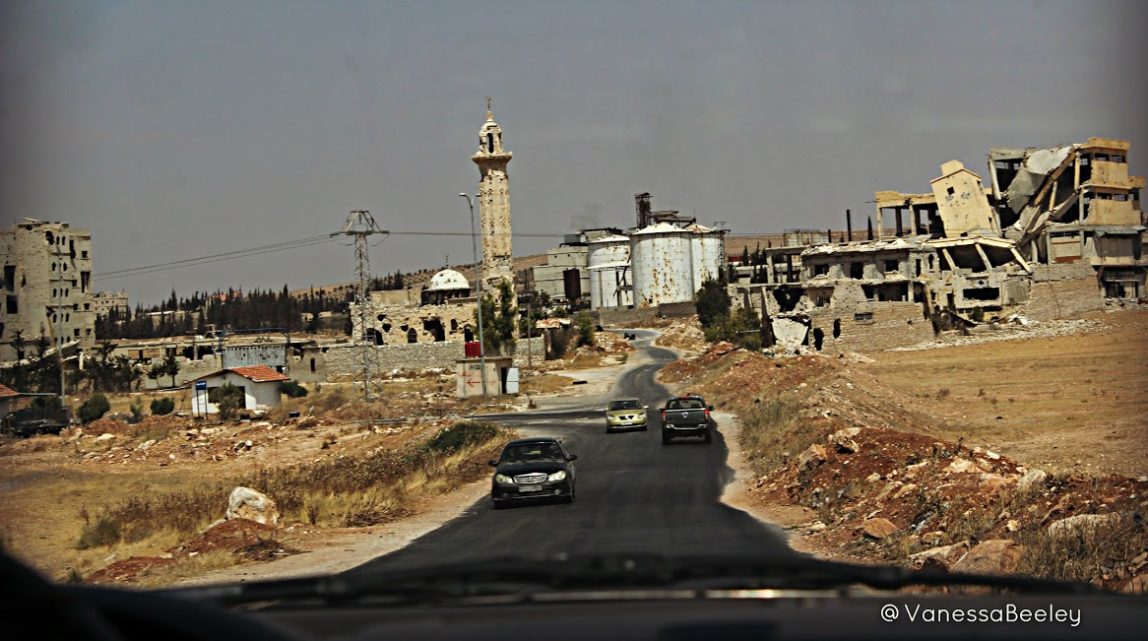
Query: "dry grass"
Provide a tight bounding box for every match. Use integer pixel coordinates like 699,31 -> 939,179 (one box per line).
736,395 -> 808,476
861,310 -> 1148,477
77,421 -> 504,546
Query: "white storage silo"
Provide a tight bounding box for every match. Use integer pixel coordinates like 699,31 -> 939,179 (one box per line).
630,223 -> 694,307
686,223 -> 727,292
587,235 -> 632,309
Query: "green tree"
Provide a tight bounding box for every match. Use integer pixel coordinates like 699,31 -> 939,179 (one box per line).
575,311 -> 596,347
77,393 -> 111,424
476,279 -> 517,355
150,397 -> 175,415
162,353 -> 180,388
695,279 -> 731,329
212,382 -> 245,419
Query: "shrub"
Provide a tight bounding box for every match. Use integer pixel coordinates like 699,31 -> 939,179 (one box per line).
280,380 -> 308,398
77,394 -> 111,424
76,515 -> 121,549
424,421 -> 500,454
150,397 -> 175,415
129,401 -> 144,424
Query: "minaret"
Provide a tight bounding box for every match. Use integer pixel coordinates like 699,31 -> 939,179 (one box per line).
471,97 -> 515,295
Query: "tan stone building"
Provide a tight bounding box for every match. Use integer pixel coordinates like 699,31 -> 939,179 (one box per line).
0,219 -> 96,361
91,290 -> 129,318
472,98 -> 516,295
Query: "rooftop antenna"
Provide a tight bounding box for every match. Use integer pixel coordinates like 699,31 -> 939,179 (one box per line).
332,210 -> 389,400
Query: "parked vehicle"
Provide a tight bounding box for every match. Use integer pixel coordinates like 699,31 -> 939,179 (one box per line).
490,437 -> 578,507
605,398 -> 648,432
660,395 -> 713,444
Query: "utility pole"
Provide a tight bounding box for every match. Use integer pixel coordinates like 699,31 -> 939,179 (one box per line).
332,210 -> 389,401
459,194 -> 488,401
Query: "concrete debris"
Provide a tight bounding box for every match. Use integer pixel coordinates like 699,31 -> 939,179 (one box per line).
828,428 -> 862,453
861,517 -> 899,540
225,487 -> 280,526
797,443 -> 828,469
1017,468 -> 1048,493
1046,513 -> 1123,540
910,541 -> 970,571
951,539 -> 1025,575
945,457 -> 979,474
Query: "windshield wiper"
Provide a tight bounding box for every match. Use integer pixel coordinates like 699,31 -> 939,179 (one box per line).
160,553 -> 1109,608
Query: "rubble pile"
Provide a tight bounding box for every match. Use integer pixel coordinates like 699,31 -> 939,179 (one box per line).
653,316 -> 707,352
87,516 -> 295,584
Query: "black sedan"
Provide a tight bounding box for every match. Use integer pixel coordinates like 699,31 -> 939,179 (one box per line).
490,437 -> 578,507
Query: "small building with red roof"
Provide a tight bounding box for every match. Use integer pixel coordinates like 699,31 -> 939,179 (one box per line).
190,365 -> 289,416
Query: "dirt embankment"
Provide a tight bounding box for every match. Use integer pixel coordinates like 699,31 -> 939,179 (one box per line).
661,310 -> 1148,593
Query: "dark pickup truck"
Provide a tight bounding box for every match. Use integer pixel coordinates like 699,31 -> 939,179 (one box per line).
660,395 -> 713,444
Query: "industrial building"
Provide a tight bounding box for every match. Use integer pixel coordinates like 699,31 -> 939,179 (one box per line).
0,219 -> 97,362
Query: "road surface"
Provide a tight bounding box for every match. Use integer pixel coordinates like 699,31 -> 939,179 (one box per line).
349,331 -> 795,574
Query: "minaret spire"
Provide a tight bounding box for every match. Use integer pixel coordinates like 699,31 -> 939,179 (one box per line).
471,98 -> 514,297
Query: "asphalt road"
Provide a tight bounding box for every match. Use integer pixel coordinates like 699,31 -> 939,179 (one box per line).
349,331 -> 795,574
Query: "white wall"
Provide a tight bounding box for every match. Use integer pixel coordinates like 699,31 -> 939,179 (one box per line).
191,371 -> 282,415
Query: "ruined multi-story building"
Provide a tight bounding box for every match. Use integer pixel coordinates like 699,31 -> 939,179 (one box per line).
988,137 -> 1145,299
0,219 -> 97,361
90,290 -> 129,318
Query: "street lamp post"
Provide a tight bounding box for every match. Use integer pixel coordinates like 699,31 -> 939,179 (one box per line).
459,193 -> 488,402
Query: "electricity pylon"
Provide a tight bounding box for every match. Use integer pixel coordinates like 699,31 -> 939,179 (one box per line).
332,210 -> 388,400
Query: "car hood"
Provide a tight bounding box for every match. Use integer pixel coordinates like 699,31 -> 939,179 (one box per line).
495,461 -> 567,475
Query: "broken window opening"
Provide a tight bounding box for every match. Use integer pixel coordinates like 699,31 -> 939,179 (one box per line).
884,259 -> 899,273
861,285 -> 876,300
772,286 -> 801,313
464,326 -> 475,342
2,265 -> 13,291
853,311 -> 874,323
849,262 -> 864,279
450,319 -> 459,332
812,327 -> 824,351
423,319 -> 446,342
813,264 -> 829,277
946,186 -> 955,196
486,133 -> 494,153
366,328 -> 384,345
962,287 -> 1000,301
406,328 -> 418,344
832,318 -> 841,339
310,357 -> 317,373
1079,155 -> 1092,183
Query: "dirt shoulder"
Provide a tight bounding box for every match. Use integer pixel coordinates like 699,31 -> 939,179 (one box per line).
662,310 -> 1148,590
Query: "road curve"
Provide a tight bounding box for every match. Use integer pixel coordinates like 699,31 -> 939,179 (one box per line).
348,331 -> 796,574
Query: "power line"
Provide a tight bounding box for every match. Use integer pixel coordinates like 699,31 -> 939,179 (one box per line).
96,235 -> 335,279
94,230 -> 568,281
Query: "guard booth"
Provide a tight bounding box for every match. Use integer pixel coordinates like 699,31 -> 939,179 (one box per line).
456,356 -> 516,398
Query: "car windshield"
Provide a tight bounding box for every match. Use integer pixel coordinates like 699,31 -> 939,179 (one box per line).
2,2 -> 1145,630
666,398 -> 704,410
500,443 -> 564,463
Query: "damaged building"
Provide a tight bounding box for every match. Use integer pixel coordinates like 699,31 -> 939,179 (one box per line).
351,268 -> 478,346
0,219 -> 97,362
989,137 -> 1145,299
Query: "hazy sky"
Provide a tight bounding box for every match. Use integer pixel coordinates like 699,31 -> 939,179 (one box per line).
3,0 -> 1146,304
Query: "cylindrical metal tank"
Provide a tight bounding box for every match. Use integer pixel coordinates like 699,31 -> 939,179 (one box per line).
687,223 -> 726,294
630,223 -> 694,307
587,235 -> 631,309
